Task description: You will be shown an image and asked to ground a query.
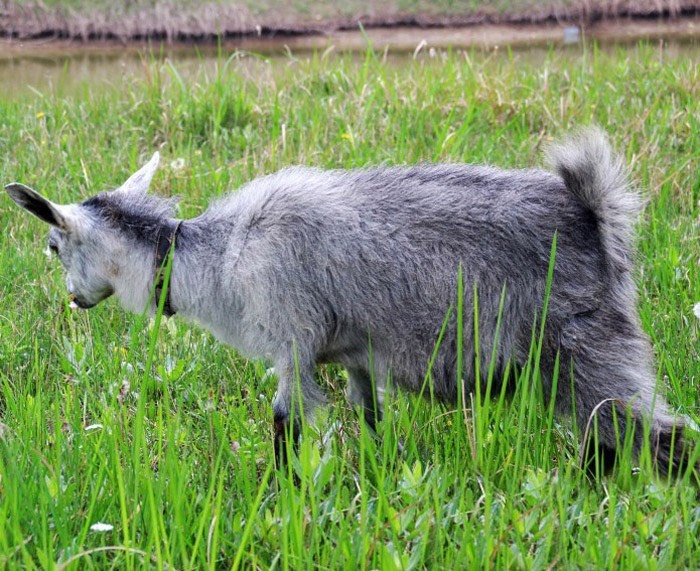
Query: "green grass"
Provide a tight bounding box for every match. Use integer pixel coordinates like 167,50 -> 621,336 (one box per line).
1,42 -> 700,569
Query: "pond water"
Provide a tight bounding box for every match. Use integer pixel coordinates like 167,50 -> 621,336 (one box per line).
1,17 -> 699,100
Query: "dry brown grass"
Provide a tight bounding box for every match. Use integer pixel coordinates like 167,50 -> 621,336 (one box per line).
1,0 -> 699,42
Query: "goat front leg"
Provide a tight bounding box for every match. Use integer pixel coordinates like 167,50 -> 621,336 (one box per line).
271,357 -> 326,469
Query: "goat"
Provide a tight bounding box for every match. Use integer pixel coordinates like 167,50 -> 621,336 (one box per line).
6,128 -> 693,478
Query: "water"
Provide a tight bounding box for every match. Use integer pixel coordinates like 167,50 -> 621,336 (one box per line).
0,44 -> 279,99
1,18 -> 699,99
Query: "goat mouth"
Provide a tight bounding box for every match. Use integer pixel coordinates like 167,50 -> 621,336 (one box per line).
68,294 -> 95,310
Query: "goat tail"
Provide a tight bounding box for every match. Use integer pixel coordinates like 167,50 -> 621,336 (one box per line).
546,127 -> 642,275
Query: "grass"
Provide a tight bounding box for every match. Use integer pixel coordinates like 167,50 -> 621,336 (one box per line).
0,41 -> 699,569
5,1 -> 698,42
6,0 -> 602,18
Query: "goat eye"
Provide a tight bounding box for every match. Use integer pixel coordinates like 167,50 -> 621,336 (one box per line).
48,239 -> 59,255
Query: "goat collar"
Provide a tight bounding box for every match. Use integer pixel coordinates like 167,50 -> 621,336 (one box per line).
153,219 -> 182,317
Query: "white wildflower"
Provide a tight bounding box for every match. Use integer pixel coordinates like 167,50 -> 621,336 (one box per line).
90,522 -> 113,532
170,158 -> 186,171
693,302 -> 700,320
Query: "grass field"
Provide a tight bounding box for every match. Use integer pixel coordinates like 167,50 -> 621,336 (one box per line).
1,42 -> 699,569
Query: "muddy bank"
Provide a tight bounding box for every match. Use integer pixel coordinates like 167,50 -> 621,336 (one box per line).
2,1 -> 700,44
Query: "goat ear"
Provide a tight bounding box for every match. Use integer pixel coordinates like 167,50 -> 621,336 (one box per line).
5,183 -> 69,229
119,152 -> 160,194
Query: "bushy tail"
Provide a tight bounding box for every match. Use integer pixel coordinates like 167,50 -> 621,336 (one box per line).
546,127 -> 642,275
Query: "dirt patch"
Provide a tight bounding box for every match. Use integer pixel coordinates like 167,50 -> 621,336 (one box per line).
1,1 -> 700,44
256,18 -> 700,53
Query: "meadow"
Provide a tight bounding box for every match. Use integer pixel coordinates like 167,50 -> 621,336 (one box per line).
0,41 -> 699,569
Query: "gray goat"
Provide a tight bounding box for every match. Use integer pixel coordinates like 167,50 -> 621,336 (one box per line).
5,128 -> 692,477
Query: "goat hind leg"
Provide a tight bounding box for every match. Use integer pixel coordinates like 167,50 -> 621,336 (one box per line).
347,367 -> 384,433
556,324 -> 687,478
